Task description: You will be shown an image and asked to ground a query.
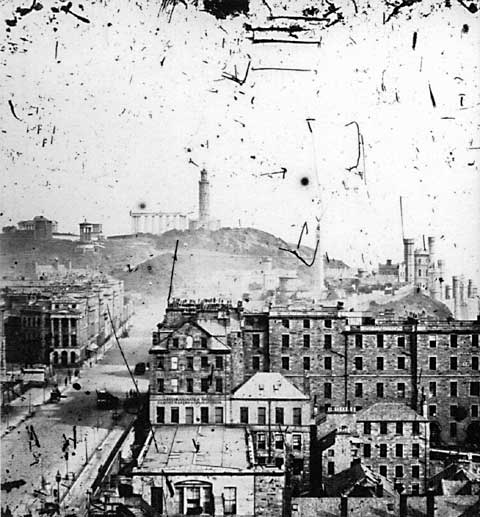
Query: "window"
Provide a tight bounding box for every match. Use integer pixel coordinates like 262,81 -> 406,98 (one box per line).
429,382 -> 437,396
324,382 -> 332,399
396,422 -> 403,435
397,357 -> 406,370
200,407 -> 209,423
253,356 -> 260,370
215,378 -> 223,393
151,487 -> 163,513
355,357 -> 363,370
450,356 -> 458,370
364,444 -> 371,458
186,407 -> 194,424
324,334 -> 332,349
157,357 -> 165,370
282,319 -> 290,328
171,407 -> 179,423
379,444 -> 387,457
303,334 -> 310,348
377,334 -> 384,348
355,334 -> 363,348
450,422 -> 457,438
450,405 -> 458,417
201,337 -> 207,348
328,461 -> 335,475
282,334 -> 290,348
275,433 -> 284,449
257,433 -> 266,450
324,319 -> 332,329
412,443 -> 420,457
355,383 -> 363,397
377,383 -> 384,398
473,334 -> 479,347
186,356 -> 194,371
412,465 -> 420,479
429,337 -> 437,348
186,335 -> 193,349
429,405 -> 437,417
252,333 -> 260,347
412,422 -> 420,435
215,407 -> 224,424
303,319 -> 310,329
471,382 -> 480,396
377,357 -> 384,370
258,407 -> 266,425
412,484 -> 420,495
364,422 -> 371,434
240,407 -> 249,424
324,356 -> 332,370
282,357 -> 290,370
473,357 -> 479,370
379,465 -> 387,477
172,337 -> 179,348
471,405 -> 479,418
171,379 -> 178,393
395,466 -> 404,478
156,406 -> 165,424
292,434 -> 302,451
171,357 -> 178,370
380,422 -> 388,434
303,357 -> 311,370
450,381 -> 458,397
224,487 -> 236,515
201,378 -> 209,393
216,356 -> 223,369
275,407 -> 284,425
157,378 -> 164,392
397,336 -> 405,348
293,408 -> 302,425
397,383 -> 406,399
201,356 -> 209,369
450,334 -> 458,348
429,357 -> 437,370
187,378 -> 194,393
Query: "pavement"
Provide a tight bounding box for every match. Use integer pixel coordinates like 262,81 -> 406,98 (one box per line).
1,298 -> 164,517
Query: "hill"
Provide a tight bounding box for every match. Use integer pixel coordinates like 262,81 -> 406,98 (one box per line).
368,292 -> 453,320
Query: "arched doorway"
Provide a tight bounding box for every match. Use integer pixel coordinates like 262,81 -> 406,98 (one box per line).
61,351 -> 68,366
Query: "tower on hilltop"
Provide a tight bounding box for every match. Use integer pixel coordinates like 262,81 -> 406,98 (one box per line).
199,169 -> 210,226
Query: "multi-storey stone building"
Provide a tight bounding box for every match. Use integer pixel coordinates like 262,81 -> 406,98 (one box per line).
231,372 -> 312,493
319,403 -> 429,495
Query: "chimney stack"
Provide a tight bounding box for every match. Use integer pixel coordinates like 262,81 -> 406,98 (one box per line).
452,276 -> 460,301
403,238 -> 415,283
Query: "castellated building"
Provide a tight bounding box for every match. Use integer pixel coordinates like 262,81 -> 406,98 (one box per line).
129,169 -> 220,235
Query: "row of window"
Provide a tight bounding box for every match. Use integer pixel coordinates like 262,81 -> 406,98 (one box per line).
157,405 -> 224,424
255,432 -> 302,451
353,334 -> 479,348
326,461 -> 420,484
363,442 -> 421,459
239,406 -> 303,426
157,355 -> 224,371
279,355 -> 479,372
280,318 -> 333,329
281,334 -> 333,349
169,336 -> 208,349
429,404 -> 480,419
363,421 -> 421,435
157,377 -> 224,393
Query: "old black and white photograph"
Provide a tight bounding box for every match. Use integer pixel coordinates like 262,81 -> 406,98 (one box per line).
1,0 -> 479,515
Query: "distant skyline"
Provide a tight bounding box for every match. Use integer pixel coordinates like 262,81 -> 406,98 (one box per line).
1,0 -> 479,283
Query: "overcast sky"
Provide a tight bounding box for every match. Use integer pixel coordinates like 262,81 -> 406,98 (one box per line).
1,0 -> 479,282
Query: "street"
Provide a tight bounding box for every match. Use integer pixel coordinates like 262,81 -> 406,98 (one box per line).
1,298 -> 164,516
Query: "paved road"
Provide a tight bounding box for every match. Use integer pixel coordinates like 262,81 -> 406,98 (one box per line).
1,298 -> 164,516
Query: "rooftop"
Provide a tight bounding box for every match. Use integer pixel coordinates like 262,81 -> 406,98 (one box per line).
232,372 -> 309,400
356,403 -> 428,422
136,425 -> 252,474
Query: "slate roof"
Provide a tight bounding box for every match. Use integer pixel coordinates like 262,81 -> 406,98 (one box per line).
231,372 -> 309,400
356,403 -> 428,422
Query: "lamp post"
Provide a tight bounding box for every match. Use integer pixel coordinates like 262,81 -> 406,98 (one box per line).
55,470 -> 61,504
